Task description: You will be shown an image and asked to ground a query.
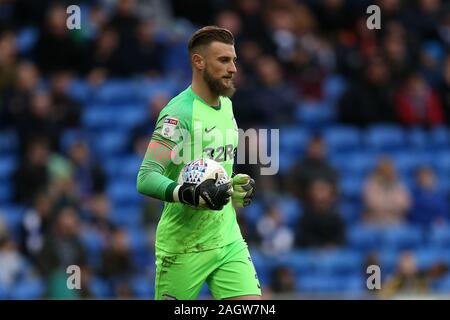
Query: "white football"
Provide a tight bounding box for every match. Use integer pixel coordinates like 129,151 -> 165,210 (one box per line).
178,158 -> 230,186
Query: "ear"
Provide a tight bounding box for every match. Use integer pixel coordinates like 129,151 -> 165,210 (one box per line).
192,53 -> 205,70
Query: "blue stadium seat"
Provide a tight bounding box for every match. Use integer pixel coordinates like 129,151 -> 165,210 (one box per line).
339,175 -> 364,199
323,126 -> 360,153
131,274 -> 154,298
429,127 -> 449,149
110,205 -> 142,228
378,249 -> 399,275
82,106 -> 116,130
279,126 -> 310,156
137,79 -> 178,102
297,274 -> 364,293
433,150 -> 450,175
308,249 -> 363,275
392,151 -> 431,176
92,80 -> 140,105
331,151 -> 376,177
89,277 -> 112,298
67,79 -> 92,104
16,27 -> 39,54
378,224 -> 423,250
295,102 -> 336,128
107,179 -> 143,205
365,125 -> 405,151
0,183 -> 12,204
0,156 -> 17,180
429,225 -> 450,249
0,205 -> 26,236
337,200 -> 361,225
414,247 -> 447,270
277,196 -> 302,227
92,130 -> 129,157
0,130 -> 18,153
407,127 -> 428,150
322,74 -> 347,104
126,227 -> 150,254
104,155 -> 142,181
348,224 -> 380,251
80,229 -> 106,269
115,105 -> 147,130
242,199 -> 265,226
432,274 -> 450,293
10,277 -> 45,299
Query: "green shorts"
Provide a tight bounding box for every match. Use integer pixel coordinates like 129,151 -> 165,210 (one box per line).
154,239 -> 261,300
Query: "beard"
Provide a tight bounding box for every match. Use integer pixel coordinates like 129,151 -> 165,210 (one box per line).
203,66 -> 236,98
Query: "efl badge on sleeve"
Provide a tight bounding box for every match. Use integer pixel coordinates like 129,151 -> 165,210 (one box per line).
161,117 -> 179,139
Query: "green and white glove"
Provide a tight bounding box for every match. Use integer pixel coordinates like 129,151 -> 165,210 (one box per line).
231,173 -> 255,208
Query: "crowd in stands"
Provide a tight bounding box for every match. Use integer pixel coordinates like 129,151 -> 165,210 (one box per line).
0,0 -> 450,298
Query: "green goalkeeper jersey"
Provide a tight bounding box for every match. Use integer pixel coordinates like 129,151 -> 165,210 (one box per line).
137,86 -> 242,254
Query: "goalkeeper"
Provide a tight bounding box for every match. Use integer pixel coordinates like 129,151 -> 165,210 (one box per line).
136,26 -> 261,300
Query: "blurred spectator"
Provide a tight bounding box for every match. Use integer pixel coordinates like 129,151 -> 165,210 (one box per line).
36,206 -> 86,274
381,22 -> 414,84
13,137 -> 50,204
86,26 -> 120,79
270,265 -> 296,294
252,55 -> 296,126
67,139 -> 107,202
19,192 -> 53,261
408,166 -> 449,227
395,72 -> 444,127
108,0 -> 139,38
100,229 -> 133,295
256,205 -> 294,256
85,193 -> 116,240
439,54 -> 450,124
363,157 -> 411,225
295,179 -> 346,249
380,250 -> 448,298
33,4 -> 82,74
0,235 -> 29,290
49,72 -> 81,128
339,55 -> 397,126
131,20 -> 165,76
287,135 -> 338,200
1,62 -> 40,132
16,89 -> 61,151
0,30 -> 18,93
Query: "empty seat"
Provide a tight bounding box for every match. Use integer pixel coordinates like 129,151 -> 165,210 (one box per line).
365,125 -> 405,151
0,156 -> 17,180
279,126 -> 310,156
429,127 -> 449,149
0,130 -> 18,153
324,126 -> 360,152
379,224 -> 423,250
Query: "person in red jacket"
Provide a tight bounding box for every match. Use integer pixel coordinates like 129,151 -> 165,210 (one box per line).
395,72 -> 444,127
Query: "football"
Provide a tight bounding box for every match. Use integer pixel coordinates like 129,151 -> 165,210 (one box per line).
178,158 -> 230,187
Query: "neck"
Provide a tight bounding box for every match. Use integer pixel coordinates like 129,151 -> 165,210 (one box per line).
192,74 -> 220,106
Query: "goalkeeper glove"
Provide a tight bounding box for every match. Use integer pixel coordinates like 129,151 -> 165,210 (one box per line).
231,173 -> 255,208
174,175 -> 232,211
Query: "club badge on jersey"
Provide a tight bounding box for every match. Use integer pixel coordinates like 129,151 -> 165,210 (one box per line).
162,117 -> 179,140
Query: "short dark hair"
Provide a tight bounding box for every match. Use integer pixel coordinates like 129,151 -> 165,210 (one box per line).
188,26 -> 234,55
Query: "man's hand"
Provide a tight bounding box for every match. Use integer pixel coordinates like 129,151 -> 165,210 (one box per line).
177,175 -> 232,210
231,174 -> 255,208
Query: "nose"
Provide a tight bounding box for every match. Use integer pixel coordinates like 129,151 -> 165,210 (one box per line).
228,62 -> 237,74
